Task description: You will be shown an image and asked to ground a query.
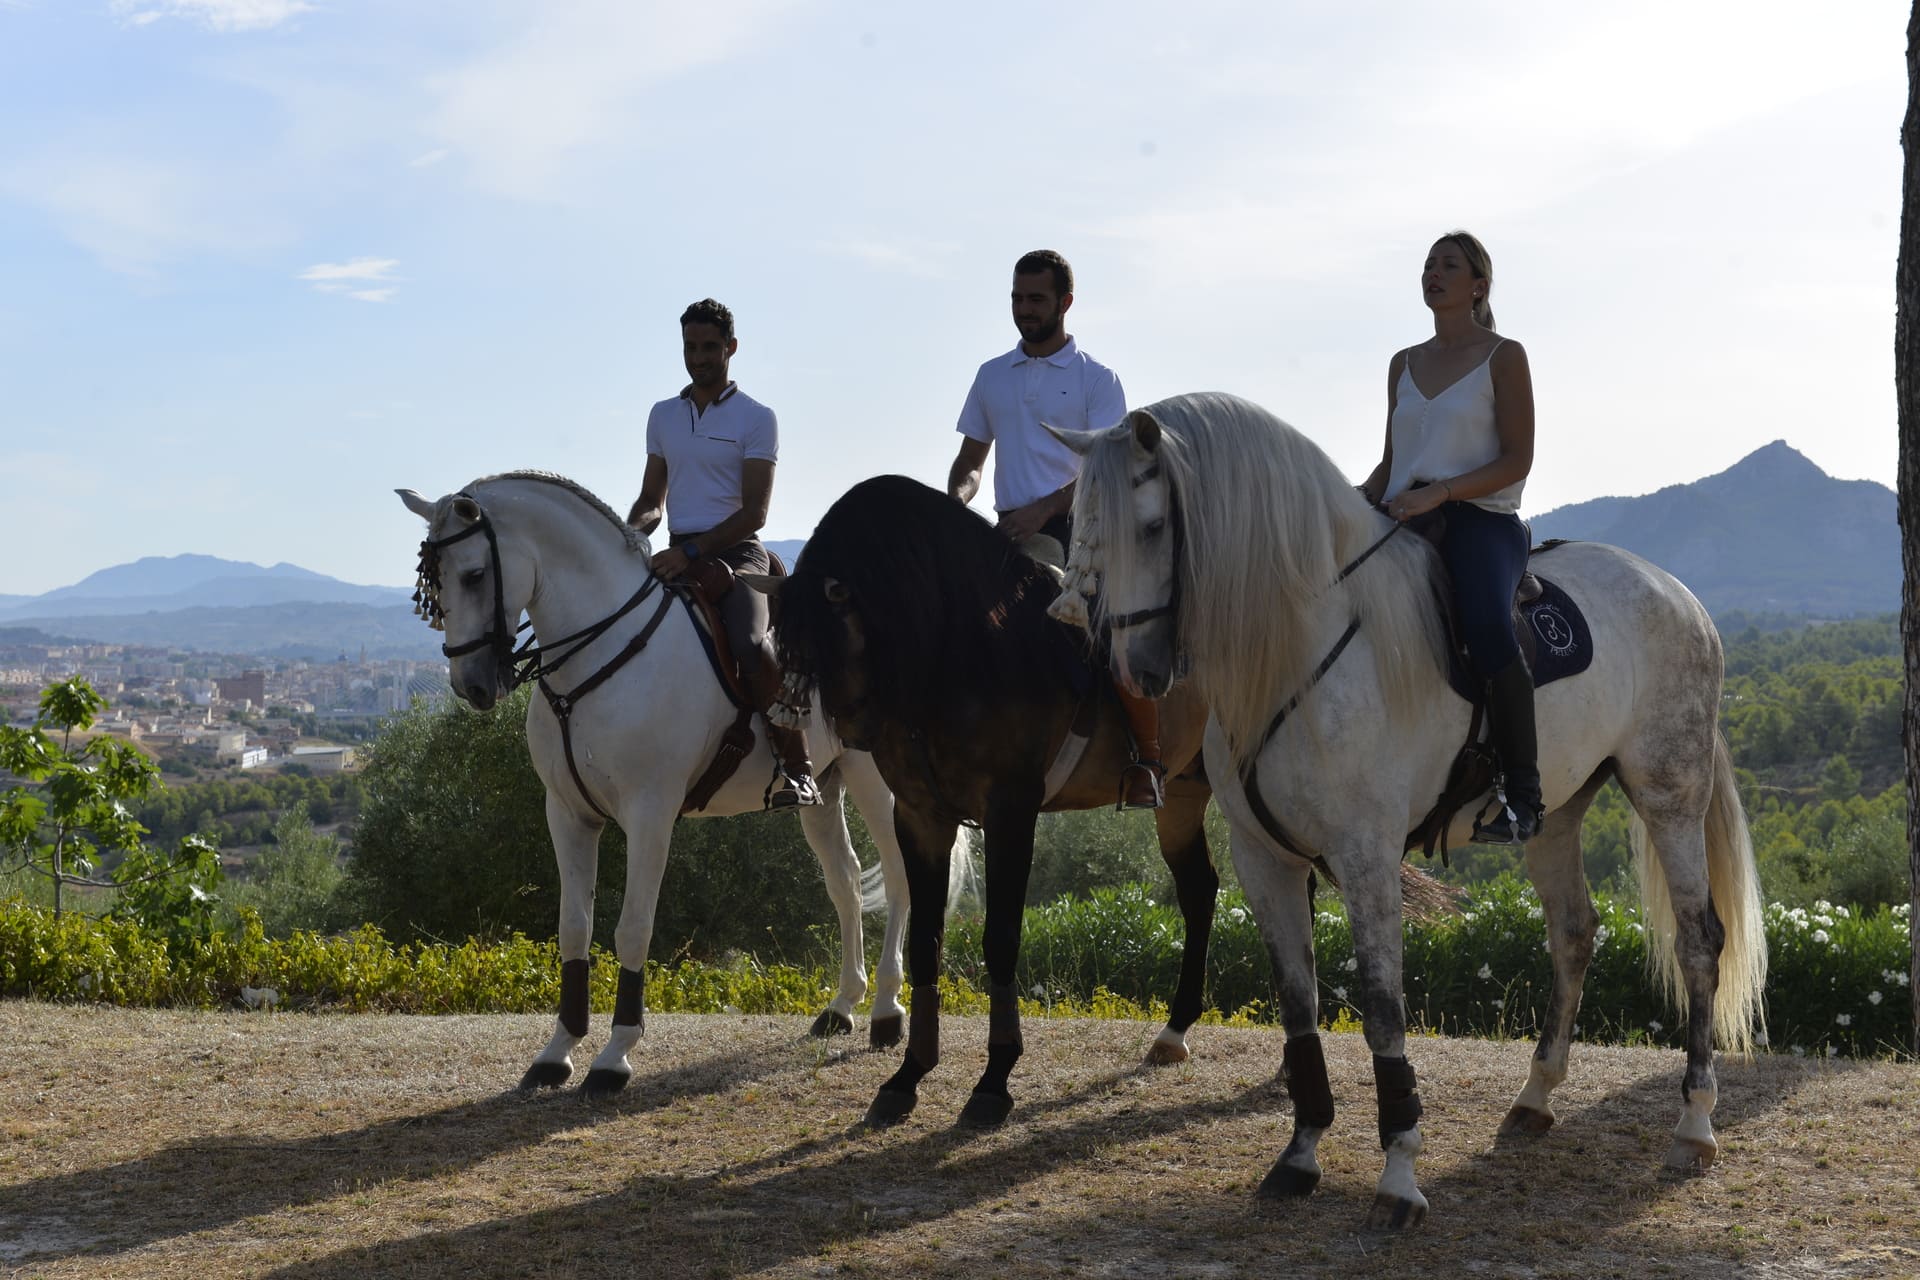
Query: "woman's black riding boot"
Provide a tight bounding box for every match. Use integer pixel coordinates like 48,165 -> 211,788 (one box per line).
1473,658 -> 1543,845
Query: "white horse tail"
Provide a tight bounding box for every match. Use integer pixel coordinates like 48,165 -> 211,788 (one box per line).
1632,732 -> 1768,1056
858,825 -> 980,920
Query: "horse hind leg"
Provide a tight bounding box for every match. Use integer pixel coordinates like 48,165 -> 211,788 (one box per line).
797,770 -> 863,1039
1146,785 -> 1218,1066
1501,768 -> 1608,1138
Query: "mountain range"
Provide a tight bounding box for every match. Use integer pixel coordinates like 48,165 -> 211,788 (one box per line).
0,442 -> 1896,657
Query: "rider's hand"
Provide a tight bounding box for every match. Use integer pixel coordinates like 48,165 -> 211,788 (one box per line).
650,547 -> 691,579
999,495 -> 1054,541
1388,481 -> 1451,523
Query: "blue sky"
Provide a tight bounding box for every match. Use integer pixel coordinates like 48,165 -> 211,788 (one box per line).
0,1 -> 1905,594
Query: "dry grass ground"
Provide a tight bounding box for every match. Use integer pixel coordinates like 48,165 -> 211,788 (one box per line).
1,1002 -> 1915,1280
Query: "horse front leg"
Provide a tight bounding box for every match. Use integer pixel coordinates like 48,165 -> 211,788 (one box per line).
839,752 -> 909,1048
1229,829 -> 1332,1200
957,802 -> 1038,1128
1146,784 -> 1219,1065
581,794 -> 673,1100
521,792 -> 604,1090
1337,839 -> 1429,1230
797,771 -> 864,1038
866,804 -> 956,1125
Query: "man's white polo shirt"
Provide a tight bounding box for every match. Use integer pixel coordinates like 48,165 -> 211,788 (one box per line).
955,337 -> 1126,512
645,382 -> 778,534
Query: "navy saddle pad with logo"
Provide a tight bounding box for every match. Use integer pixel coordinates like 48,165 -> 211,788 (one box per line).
1443,571 -> 1593,702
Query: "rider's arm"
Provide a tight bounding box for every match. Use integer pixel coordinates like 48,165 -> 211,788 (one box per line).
628,454 -> 668,532
949,436 -> 991,505
1357,350 -> 1402,505
685,459 -> 774,558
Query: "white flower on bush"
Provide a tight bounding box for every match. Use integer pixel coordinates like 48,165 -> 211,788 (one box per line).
1594,925 -> 1611,947
1477,963 -> 1493,980
1332,986 -> 1348,1001
1227,907 -> 1247,924
1342,956 -> 1358,972
1492,998 -> 1504,1010
1835,1013 -> 1852,1027
1868,991 -> 1883,1006
1792,1045 -> 1806,1057
1754,1028 -> 1768,1047
1648,1019 -> 1663,1034
1826,1044 -> 1840,1057
1811,929 -> 1830,944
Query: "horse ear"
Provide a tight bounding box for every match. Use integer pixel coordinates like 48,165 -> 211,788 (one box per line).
451,495 -> 483,523
738,573 -> 783,598
397,489 -> 437,521
824,577 -> 851,604
1042,422 -> 1098,456
1129,411 -> 1163,454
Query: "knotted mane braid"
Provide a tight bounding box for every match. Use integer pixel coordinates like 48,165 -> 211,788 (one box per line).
412,540 -> 448,632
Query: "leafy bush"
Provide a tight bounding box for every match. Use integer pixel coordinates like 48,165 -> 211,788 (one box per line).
7,878 -> 1905,1058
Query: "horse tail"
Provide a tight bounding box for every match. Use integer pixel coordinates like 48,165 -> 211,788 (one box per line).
858,826 -> 980,921
1631,732 -> 1767,1056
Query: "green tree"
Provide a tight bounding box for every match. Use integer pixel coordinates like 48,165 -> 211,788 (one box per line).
223,805 -> 353,937
0,676 -> 222,937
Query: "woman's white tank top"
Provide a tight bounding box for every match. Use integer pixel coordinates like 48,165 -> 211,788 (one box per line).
1383,339 -> 1524,514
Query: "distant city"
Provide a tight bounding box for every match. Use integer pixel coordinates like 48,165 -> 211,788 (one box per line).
0,636 -> 449,777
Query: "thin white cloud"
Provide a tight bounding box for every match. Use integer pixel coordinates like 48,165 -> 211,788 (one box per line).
820,237 -> 960,280
423,0 -> 798,202
299,257 -> 400,301
112,0 -> 315,32
408,148 -> 449,169
298,257 -> 397,282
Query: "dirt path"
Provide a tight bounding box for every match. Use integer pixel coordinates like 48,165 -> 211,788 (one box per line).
2,1003 -> 1915,1279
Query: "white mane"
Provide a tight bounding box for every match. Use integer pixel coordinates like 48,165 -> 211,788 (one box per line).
1079,392 -> 1448,771
468,470 -> 651,556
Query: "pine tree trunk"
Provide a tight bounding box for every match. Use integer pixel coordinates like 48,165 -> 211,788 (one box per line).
1898,1 -> 1920,1059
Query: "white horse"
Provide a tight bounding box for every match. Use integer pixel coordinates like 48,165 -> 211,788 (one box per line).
397,472 -> 953,1097
1054,395 -> 1765,1230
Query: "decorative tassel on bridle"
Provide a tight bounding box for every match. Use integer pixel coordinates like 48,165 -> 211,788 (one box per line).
1048,502 -> 1101,632
767,670 -> 812,729
413,540 -> 448,633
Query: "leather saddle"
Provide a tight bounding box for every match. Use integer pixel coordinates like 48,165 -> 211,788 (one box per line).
673,550 -> 789,815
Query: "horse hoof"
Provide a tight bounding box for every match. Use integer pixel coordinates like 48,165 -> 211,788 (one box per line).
865,1087 -> 918,1127
1498,1104 -> 1555,1137
1662,1136 -> 1716,1175
868,1014 -> 903,1050
518,1061 -> 573,1091
810,1009 -> 855,1038
580,1068 -> 631,1101
1364,1191 -> 1429,1231
1255,1161 -> 1321,1200
956,1090 -> 1014,1129
1143,1037 -> 1190,1067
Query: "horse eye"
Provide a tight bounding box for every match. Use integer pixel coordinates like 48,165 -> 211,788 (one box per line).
1144,518 -> 1167,539
460,568 -> 486,588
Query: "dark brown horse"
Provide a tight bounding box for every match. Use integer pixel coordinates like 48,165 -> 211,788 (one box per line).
749,475 -> 1219,1127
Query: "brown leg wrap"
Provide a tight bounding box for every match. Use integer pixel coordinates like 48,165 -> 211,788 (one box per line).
908,982 -> 942,1071
1373,1053 -> 1424,1149
987,982 -> 1024,1053
613,965 -> 645,1030
559,958 -> 590,1038
1284,1035 -> 1336,1130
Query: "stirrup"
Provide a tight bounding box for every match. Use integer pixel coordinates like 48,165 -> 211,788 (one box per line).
1117,759 -> 1166,811
1471,784 -> 1539,845
766,768 -> 821,811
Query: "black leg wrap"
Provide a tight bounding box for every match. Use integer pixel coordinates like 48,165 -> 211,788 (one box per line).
986,982 -> 1024,1053
1283,1035 -> 1336,1130
1373,1054 -> 1423,1150
907,982 -> 942,1071
559,958 -> 590,1038
613,966 -> 645,1030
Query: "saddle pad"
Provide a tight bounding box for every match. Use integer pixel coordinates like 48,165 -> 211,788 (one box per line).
1444,572 -> 1592,702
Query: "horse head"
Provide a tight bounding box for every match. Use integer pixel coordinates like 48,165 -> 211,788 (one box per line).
398,484 -> 536,711
1052,413 -> 1183,698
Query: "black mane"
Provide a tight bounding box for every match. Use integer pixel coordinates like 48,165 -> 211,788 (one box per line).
778,476 -> 1087,725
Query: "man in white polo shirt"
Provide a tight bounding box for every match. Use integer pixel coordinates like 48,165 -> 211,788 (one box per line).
627,298 -> 818,809
946,250 -> 1163,809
